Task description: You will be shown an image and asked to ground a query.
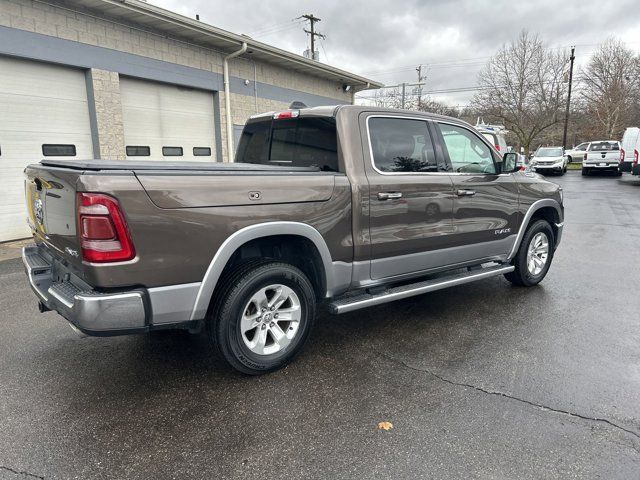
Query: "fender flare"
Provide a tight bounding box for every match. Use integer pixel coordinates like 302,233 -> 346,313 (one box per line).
507,199 -> 563,260
189,222 -> 337,321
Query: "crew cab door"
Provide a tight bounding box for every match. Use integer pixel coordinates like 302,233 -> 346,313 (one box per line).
361,114 -> 455,280
433,121 -> 520,261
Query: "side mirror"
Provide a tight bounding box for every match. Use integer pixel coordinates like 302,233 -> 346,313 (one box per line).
501,152 -> 518,173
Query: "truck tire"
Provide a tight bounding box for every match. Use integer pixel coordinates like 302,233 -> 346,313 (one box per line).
582,167 -> 589,176
504,219 -> 555,287
208,261 -> 316,375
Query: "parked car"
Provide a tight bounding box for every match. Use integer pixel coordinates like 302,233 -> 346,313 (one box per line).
529,147 -> 568,175
22,105 -> 564,374
564,142 -> 590,163
621,127 -> 640,173
475,121 -> 508,154
582,140 -> 622,176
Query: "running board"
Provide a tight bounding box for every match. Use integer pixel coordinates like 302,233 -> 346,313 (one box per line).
328,264 -> 515,314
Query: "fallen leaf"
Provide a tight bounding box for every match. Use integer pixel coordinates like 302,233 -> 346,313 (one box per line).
377,421 -> 393,431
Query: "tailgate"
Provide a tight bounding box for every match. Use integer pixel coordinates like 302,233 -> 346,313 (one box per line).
24,164 -> 84,271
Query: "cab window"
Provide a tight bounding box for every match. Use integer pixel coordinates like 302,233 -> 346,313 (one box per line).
437,123 -> 497,174
368,117 -> 442,172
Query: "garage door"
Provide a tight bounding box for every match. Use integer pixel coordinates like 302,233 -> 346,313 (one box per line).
0,57 -> 94,242
120,77 -> 216,161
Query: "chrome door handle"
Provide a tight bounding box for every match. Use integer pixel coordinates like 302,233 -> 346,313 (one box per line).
456,189 -> 476,197
377,192 -> 403,200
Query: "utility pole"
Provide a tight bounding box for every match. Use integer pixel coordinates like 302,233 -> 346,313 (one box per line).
301,14 -> 325,61
416,65 -> 426,109
562,46 -> 576,150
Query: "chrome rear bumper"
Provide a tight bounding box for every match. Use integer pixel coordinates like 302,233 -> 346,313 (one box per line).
22,244 -> 147,335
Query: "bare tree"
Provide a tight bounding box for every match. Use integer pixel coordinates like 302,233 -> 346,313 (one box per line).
472,30 -> 567,153
579,38 -> 640,139
361,88 -> 461,117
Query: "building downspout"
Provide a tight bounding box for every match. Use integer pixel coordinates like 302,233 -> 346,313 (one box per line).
223,42 -> 247,162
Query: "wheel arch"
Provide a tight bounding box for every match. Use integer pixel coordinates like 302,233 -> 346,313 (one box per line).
508,200 -> 563,260
189,222 -> 347,321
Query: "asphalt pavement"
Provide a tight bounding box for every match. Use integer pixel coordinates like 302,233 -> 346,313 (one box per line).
1,171 -> 639,479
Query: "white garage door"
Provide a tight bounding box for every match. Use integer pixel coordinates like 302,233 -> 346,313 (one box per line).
0,56 -> 94,242
120,77 -> 216,161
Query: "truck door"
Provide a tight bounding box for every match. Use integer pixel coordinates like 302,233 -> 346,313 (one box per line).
433,121 -> 520,261
361,114 -> 455,280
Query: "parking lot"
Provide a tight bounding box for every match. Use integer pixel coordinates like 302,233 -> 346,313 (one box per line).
0,171 -> 639,479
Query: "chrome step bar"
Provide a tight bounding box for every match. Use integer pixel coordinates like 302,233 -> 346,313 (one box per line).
328,264 -> 515,314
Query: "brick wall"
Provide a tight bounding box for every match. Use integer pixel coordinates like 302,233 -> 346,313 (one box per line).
0,0 -> 353,160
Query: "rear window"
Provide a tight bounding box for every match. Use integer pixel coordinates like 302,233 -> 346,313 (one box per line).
236,116 -> 339,172
589,142 -> 619,151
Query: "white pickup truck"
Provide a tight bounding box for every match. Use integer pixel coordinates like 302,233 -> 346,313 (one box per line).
581,141 -> 622,176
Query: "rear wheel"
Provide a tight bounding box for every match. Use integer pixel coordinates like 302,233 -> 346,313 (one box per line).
582,167 -> 589,176
504,219 -> 555,287
208,261 -> 316,375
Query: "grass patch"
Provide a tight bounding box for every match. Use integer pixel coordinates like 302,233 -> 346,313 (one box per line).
567,162 -> 582,170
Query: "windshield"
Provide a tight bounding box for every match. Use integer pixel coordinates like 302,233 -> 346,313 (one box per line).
589,142 -> 619,151
536,147 -> 563,157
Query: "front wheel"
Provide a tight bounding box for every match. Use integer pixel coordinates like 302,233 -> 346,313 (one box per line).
209,261 -> 317,375
504,219 -> 555,287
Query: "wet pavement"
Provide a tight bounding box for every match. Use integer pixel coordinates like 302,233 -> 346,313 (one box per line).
1,171 -> 639,479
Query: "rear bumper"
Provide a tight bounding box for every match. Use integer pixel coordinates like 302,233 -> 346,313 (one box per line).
583,163 -> 620,170
23,244 -> 147,336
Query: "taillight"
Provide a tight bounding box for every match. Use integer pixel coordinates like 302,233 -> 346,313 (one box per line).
495,144 -> 501,151
634,149 -> 639,166
273,110 -> 299,120
583,153 -> 587,161
621,148 -> 625,161
76,193 -> 135,263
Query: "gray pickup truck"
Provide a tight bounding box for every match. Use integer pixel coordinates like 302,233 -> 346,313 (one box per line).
23,105 -> 564,374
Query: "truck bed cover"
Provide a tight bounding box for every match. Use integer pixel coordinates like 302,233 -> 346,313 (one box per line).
39,159 -> 321,173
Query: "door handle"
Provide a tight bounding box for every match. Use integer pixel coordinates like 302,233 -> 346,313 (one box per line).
377,192 -> 403,200
456,189 -> 476,197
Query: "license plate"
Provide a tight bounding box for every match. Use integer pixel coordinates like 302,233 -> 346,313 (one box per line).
599,163 -> 606,166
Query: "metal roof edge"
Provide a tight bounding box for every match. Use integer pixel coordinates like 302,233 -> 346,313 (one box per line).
94,0 -> 384,89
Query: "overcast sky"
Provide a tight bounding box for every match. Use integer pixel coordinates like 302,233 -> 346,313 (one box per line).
151,0 -> 640,106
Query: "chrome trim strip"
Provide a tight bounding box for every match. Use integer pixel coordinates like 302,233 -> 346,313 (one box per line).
330,265 -> 515,314
507,199 -> 563,260
189,221 -> 349,321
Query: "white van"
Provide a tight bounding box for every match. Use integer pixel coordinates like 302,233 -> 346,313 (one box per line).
631,133 -> 640,176
475,121 -> 508,154
620,127 -> 640,173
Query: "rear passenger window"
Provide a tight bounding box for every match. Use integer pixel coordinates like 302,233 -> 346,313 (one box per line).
368,117 -> 440,172
193,147 -> 211,156
42,144 -> 76,156
236,117 -> 339,172
126,146 -> 150,156
162,146 -> 183,156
